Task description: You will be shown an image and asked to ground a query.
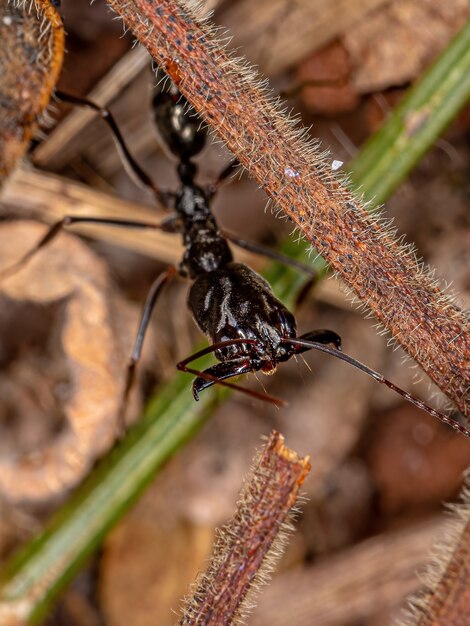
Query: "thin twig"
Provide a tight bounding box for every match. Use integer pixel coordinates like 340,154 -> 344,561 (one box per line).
105,0 -> 469,415
179,430 -> 310,625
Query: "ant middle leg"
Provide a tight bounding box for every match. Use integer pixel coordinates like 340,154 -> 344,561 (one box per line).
221,228 -> 319,279
0,215 -> 181,280
206,157 -> 240,197
206,157 -> 319,278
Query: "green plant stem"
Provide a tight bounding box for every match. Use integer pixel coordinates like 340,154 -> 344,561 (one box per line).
350,18 -> 470,205
0,370 -> 223,624
1,14 -> 469,626
274,17 -> 470,303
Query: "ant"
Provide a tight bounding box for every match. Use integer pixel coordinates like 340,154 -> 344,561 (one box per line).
2,72 -> 469,438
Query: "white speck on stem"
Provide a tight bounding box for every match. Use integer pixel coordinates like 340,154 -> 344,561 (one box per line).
285,167 -> 300,178
331,160 -> 344,171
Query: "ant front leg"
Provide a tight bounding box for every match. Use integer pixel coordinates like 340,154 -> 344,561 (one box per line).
0,215 -> 182,280
176,339 -> 286,407
297,329 -> 342,351
186,360 -> 254,400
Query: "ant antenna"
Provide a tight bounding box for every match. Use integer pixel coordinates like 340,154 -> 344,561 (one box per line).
283,337 -> 470,438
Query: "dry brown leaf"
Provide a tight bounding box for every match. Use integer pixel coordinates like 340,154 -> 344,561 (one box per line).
368,405 -> 470,515
344,0 -> 470,92
250,517 -> 441,626
0,0 -> 64,183
101,517 -> 214,626
0,221 -> 132,502
295,41 -> 359,115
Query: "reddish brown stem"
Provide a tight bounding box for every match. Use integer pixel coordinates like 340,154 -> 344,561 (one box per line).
415,521 -> 470,625
0,0 -> 64,182
402,478 -> 470,626
178,431 -> 311,625
105,0 -> 469,415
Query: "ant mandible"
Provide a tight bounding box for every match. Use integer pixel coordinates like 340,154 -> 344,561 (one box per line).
2,73 -> 469,438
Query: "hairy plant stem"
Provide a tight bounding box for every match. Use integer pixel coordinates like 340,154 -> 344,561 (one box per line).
179,431 -> 310,625
105,0 -> 469,414
403,477 -> 470,626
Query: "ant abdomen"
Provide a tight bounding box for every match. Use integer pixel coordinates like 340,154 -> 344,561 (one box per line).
152,90 -> 206,160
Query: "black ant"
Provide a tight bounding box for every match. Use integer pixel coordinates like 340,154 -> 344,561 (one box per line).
2,74 -> 469,438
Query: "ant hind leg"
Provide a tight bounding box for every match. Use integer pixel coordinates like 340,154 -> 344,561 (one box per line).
55,91 -> 176,208
119,266 -> 177,435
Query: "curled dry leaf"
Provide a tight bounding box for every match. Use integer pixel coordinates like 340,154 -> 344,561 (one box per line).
0,0 -> 64,184
0,221 -> 130,503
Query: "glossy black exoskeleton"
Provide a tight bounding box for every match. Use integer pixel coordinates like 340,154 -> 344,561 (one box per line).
2,76 -> 468,436
148,81 -> 340,401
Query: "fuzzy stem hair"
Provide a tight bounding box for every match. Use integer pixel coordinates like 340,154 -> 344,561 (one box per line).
178,431 -> 311,625
107,0 -> 469,414
401,473 -> 470,626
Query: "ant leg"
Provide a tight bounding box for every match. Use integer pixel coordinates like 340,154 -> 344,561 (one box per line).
221,229 -> 318,278
119,266 -> 177,433
206,159 -> 318,279
282,336 -> 470,438
0,214 -> 180,280
55,91 -> 176,208
293,276 -> 319,310
176,339 -> 286,407
297,329 -> 342,351
206,157 -> 240,197
190,361 -> 253,398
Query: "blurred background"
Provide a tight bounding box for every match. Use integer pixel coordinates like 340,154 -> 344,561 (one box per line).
0,0 -> 469,624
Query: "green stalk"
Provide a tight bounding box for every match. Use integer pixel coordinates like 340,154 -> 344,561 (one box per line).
274,17 -> 470,305
0,369 -> 224,624
1,17 -> 469,625
349,17 -> 470,205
